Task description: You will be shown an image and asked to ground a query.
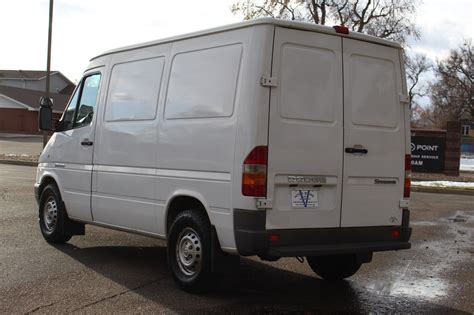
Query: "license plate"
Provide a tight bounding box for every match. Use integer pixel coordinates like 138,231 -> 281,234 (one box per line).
291,190 -> 319,208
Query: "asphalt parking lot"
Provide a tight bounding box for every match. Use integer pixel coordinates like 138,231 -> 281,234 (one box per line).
0,164 -> 473,313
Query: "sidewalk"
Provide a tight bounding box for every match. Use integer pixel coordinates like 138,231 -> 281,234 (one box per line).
0,133 -> 42,139
0,133 -> 43,156
411,186 -> 474,195
412,171 -> 474,182
411,171 -> 474,195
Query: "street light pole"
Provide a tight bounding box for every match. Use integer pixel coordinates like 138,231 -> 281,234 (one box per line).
43,0 -> 54,148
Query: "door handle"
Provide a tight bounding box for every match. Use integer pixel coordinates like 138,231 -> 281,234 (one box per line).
81,140 -> 93,146
345,147 -> 368,154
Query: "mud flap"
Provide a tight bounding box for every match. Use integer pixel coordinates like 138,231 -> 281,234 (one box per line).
211,226 -> 240,274
357,252 -> 373,264
62,202 -> 85,236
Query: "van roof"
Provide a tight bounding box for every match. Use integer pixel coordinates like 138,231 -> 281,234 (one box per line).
91,18 -> 402,61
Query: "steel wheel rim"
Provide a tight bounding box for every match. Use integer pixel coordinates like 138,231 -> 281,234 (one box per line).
175,227 -> 202,277
43,196 -> 58,232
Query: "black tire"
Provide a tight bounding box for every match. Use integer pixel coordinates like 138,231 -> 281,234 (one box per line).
38,184 -> 72,244
307,254 -> 362,280
167,209 -> 213,293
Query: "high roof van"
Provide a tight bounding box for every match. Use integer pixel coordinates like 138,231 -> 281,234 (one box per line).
36,18 -> 412,292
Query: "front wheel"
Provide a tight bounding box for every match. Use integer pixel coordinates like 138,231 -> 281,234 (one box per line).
39,184 -> 72,244
307,254 -> 362,280
167,209 -> 213,293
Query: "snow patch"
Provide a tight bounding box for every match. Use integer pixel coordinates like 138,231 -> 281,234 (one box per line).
460,157 -> 474,171
412,181 -> 474,189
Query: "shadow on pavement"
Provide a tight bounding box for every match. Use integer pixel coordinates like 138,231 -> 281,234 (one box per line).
54,243 -> 469,313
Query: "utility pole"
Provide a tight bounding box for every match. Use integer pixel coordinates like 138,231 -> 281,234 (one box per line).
43,0 -> 54,148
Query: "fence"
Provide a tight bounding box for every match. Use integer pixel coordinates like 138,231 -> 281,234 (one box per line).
0,108 -> 61,134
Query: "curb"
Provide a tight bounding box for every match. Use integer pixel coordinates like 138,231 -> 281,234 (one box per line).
0,160 -> 38,167
411,186 -> 474,196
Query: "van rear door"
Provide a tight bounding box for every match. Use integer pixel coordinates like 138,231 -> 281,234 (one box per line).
265,27 -> 344,229
265,28 -> 406,230
340,38 -> 406,227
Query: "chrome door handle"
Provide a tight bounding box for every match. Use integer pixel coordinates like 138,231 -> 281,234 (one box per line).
55,163 -> 65,168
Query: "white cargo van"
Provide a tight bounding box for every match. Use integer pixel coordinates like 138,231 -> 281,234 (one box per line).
35,18 -> 412,292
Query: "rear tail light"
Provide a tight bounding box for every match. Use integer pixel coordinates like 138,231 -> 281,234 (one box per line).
404,154 -> 411,199
242,146 -> 268,197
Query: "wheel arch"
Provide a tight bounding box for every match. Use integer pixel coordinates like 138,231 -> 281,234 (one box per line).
38,173 -> 62,200
37,171 -> 68,215
164,191 -> 212,238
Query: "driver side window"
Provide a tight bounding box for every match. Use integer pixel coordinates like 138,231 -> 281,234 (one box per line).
60,73 -> 102,131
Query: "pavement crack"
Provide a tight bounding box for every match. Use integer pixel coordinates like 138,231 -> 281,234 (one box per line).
70,276 -> 166,312
27,301 -> 60,314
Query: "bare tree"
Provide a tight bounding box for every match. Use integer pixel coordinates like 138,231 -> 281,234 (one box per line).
405,53 -> 432,108
411,103 -> 436,128
430,40 -> 474,124
405,53 -> 433,127
231,0 -> 420,45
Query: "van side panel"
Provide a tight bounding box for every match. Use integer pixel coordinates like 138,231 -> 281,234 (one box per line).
89,26 -> 273,251
92,44 -> 171,234
231,25 -> 275,212
156,28 -> 257,250
399,50 -> 412,173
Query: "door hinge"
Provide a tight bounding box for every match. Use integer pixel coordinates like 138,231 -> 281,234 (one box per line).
256,198 -> 272,209
399,199 -> 409,208
260,76 -> 278,87
399,94 -> 410,104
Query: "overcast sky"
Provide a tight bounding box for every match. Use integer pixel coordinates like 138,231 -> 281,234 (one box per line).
0,0 -> 472,83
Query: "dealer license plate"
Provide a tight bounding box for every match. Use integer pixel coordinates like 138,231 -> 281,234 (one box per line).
291,190 -> 319,208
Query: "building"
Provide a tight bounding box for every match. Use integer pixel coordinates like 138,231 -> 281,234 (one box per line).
461,120 -> 474,154
0,70 -> 74,134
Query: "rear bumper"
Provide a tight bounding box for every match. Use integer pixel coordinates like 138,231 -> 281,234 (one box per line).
234,209 -> 412,257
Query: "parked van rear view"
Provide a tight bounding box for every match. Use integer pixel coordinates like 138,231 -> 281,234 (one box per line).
35,18 -> 412,292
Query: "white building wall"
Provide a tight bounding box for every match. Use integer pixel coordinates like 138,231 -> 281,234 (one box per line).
0,73 -> 69,92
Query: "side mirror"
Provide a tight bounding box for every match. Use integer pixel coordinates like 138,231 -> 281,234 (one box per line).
55,119 -> 69,132
38,97 -> 53,131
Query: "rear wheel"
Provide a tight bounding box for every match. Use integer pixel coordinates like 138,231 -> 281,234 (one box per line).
307,254 -> 362,280
167,209 -> 213,293
39,184 -> 72,244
